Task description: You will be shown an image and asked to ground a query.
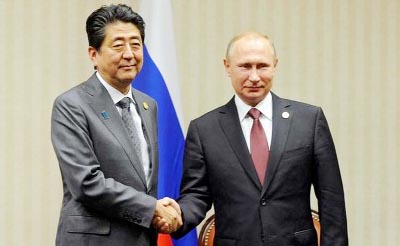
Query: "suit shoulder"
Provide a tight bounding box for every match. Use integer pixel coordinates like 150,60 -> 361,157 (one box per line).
53,81 -> 87,106
192,104 -> 226,123
280,97 -> 321,112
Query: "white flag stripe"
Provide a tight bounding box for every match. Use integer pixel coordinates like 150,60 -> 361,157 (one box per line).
139,0 -> 184,127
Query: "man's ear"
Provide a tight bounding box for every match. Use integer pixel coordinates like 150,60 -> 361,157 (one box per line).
223,58 -> 232,77
88,46 -> 98,69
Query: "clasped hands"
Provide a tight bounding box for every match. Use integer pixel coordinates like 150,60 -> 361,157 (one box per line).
153,197 -> 182,234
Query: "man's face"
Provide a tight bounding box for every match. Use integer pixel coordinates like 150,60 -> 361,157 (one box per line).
89,21 -> 143,91
224,36 -> 277,107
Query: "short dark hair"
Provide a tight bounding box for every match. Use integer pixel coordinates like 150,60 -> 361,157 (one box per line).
86,4 -> 145,51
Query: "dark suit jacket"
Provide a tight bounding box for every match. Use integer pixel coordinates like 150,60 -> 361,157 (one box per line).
174,93 -> 348,246
51,74 -> 159,246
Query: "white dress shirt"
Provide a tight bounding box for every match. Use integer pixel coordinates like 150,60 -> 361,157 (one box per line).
96,72 -> 151,184
235,92 -> 273,152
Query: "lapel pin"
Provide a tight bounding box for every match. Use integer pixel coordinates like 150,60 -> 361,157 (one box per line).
143,102 -> 149,110
281,111 -> 290,119
101,111 -> 110,119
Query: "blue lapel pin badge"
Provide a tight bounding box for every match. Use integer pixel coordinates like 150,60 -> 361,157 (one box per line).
282,111 -> 290,119
101,111 -> 110,119
143,102 -> 149,110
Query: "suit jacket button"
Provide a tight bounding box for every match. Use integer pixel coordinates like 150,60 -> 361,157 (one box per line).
261,199 -> 267,206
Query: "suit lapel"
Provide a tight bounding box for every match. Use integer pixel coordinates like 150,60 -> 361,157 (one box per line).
132,90 -> 154,148
83,74 -> 147,187
219,98 -> 262,191
261,93 -> 293,196
131,90 -> 156,190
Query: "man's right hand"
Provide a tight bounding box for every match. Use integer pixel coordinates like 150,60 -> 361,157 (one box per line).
153,197 -> 182,233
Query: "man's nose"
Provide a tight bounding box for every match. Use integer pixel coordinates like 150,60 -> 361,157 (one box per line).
122,45 -> 134,59
249,68 -> 260,83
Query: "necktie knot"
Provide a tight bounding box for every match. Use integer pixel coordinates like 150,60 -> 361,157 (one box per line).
117,97 -> 131,109
248,108 -> 261,120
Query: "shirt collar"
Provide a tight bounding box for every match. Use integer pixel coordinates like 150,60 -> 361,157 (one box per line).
96,72 -> 136,105
235,92 -> 273,122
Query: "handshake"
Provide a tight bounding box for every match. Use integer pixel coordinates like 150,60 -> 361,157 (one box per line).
153,197 -> 182,234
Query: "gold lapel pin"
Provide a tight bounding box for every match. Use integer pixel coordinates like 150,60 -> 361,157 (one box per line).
282,111 -> 290,119
143,102 -> 149,110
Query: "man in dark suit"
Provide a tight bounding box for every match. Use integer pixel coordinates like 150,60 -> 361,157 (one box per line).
171,32 -> 348,245
51,4 -> 181,246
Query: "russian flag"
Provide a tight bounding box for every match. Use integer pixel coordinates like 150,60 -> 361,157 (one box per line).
133,1 -> 198,246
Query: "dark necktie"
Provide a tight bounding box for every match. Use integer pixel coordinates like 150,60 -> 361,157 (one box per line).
117,97 -> 143,162
248,108 -> 269,185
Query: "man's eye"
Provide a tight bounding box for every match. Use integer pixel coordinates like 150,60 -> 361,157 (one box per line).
130,43 -> 141,48
113,44 -> 123,49
258,64 -> 270,69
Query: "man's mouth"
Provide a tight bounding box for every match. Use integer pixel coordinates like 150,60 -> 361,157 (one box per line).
247,85 -> 262,89
120,64 -> 136,69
